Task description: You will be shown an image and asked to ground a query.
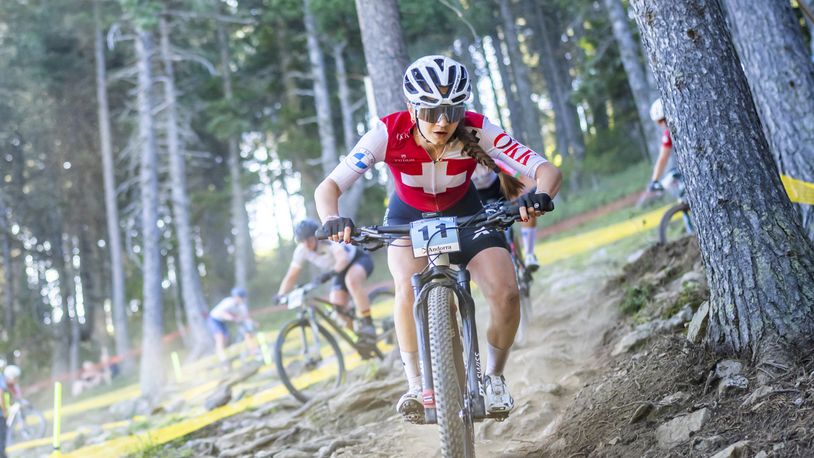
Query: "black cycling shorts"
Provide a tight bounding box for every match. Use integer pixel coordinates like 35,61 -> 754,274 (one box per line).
383,184 -> 508,267
332,251 -> 374,292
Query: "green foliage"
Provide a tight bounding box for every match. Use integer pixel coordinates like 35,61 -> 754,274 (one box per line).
583,127 -> 648,175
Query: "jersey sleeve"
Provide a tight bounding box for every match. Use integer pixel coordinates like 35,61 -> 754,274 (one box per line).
477,116 -> 547,179
290,244 -> 307,268
662,129 -> 672,148
327,120 -> 389,192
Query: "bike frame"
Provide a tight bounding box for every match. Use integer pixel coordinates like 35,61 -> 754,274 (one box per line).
294,295 -> 383,359
410,254 -> 487,425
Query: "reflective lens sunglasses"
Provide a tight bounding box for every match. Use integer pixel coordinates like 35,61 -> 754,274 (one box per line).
414,104 -> 466,124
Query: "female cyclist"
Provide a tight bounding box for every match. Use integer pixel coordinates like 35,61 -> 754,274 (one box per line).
314,55 -> 562,422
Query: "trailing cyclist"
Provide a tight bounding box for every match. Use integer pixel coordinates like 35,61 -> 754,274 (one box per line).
313,55 -> 562,422
473,163 -> 540,271
208,287 -> 259,368
647,98 -> 682,197
276,219 -> 377,341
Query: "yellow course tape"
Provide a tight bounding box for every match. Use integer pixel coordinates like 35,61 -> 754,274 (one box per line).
536,205 -> 672,265
781,174 -> 814,205
58,346 -> 388,458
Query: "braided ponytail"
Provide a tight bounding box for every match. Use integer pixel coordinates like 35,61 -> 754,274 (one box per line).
455,123 -> 526,199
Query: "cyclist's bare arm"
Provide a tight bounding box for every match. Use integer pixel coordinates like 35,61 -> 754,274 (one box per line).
651,145 -> 673,182
535,162 -> 562,199
278,264 -> 303,296
315,178 -> 342,223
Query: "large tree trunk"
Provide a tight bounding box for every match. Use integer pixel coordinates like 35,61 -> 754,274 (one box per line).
722,0 -> 814,241
497,0 -> 545,151
303,0 -> 339,178
631,0 -> 814,370
604,0 -> 661,161
355,0 -> 409,199
159,15 -> 212,358
217,18 -> 253,289
333,42 -> 364,220
93,0 -> 132,372
135,28 -> 165,399
355,0 -> 410,117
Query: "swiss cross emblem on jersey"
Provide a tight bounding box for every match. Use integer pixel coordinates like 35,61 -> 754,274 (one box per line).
401,161 -> 467,194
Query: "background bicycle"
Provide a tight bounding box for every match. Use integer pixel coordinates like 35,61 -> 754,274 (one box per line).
274,279 -> 395,403
6,399 -> 46,445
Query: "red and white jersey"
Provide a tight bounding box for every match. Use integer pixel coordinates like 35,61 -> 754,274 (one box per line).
662,128 -> 672,148
327,111 -> 546,212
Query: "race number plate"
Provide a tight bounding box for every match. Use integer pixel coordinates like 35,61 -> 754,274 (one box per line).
287,288 -> 305,310
409,217 -> 460,258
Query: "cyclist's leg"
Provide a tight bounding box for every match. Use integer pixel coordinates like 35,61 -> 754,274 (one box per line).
344,264 -> 371,318
388,241 -> 428,387
207,316 -> 229,364
467,246 -> 519,413
467,247 -> 520,371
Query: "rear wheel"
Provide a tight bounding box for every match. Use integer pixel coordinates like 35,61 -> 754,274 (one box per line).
658,202 -> 692,244
274,318 -> 345,403
428,286 -> 474,458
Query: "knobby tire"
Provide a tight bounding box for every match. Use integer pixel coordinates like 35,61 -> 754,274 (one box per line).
658,202 -> 691,245
274,318 -> 345,403
428,286 -> 474,458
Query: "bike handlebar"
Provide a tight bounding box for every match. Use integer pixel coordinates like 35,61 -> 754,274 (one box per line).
315,202 -> 525,249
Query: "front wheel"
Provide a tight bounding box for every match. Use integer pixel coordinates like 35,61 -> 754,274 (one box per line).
7,406 -> 47,445
274,318 -> 345,403
428,286 -> 474,458
658,202 -> 692,244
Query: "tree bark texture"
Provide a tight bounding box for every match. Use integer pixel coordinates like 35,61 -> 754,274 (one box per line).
722,0 -> 814,241
604,0 -> 661,161
160,15 -> 212,358
135,28 -> 165,398
217,18 -> 253,289
333,42 -> 364,220
94,0 -> 132,372
355,0 -> 410,117
497,0 -> 545,152
631,0 -> 814,363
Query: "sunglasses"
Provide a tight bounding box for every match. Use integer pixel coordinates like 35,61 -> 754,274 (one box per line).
414,104 -> 466,124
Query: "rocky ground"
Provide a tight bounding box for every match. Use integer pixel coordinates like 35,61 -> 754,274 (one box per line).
538,237 -> 814,458
147,237 -> 637,458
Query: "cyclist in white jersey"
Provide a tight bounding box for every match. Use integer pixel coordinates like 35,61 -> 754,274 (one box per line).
277,219 -> 376,339
208,288 -> 259,367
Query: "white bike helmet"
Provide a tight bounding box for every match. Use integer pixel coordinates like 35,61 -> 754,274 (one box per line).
403,55 -> 471,107
650,98 -> 665,122
4,365 -> 21,382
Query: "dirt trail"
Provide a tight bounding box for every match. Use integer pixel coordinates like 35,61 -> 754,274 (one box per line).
176,249 -> 629,458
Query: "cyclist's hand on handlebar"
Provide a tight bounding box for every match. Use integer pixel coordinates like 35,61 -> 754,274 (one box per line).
272,294 -> 285,306
516,192 -> 554,221
319,217 -> 355,243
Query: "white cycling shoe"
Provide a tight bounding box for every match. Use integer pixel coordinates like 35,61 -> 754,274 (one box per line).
484,374 -> 515,415
396,389 -> 425,424
524,253 -> 540,272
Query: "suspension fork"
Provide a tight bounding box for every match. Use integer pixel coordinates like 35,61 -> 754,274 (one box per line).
456,268 -> 485,420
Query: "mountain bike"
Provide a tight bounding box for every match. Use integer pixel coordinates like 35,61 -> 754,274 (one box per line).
274,281 -> 395,403
318,201 -> 540,458
657,172 -> 694,244
6,399 -> 47,445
